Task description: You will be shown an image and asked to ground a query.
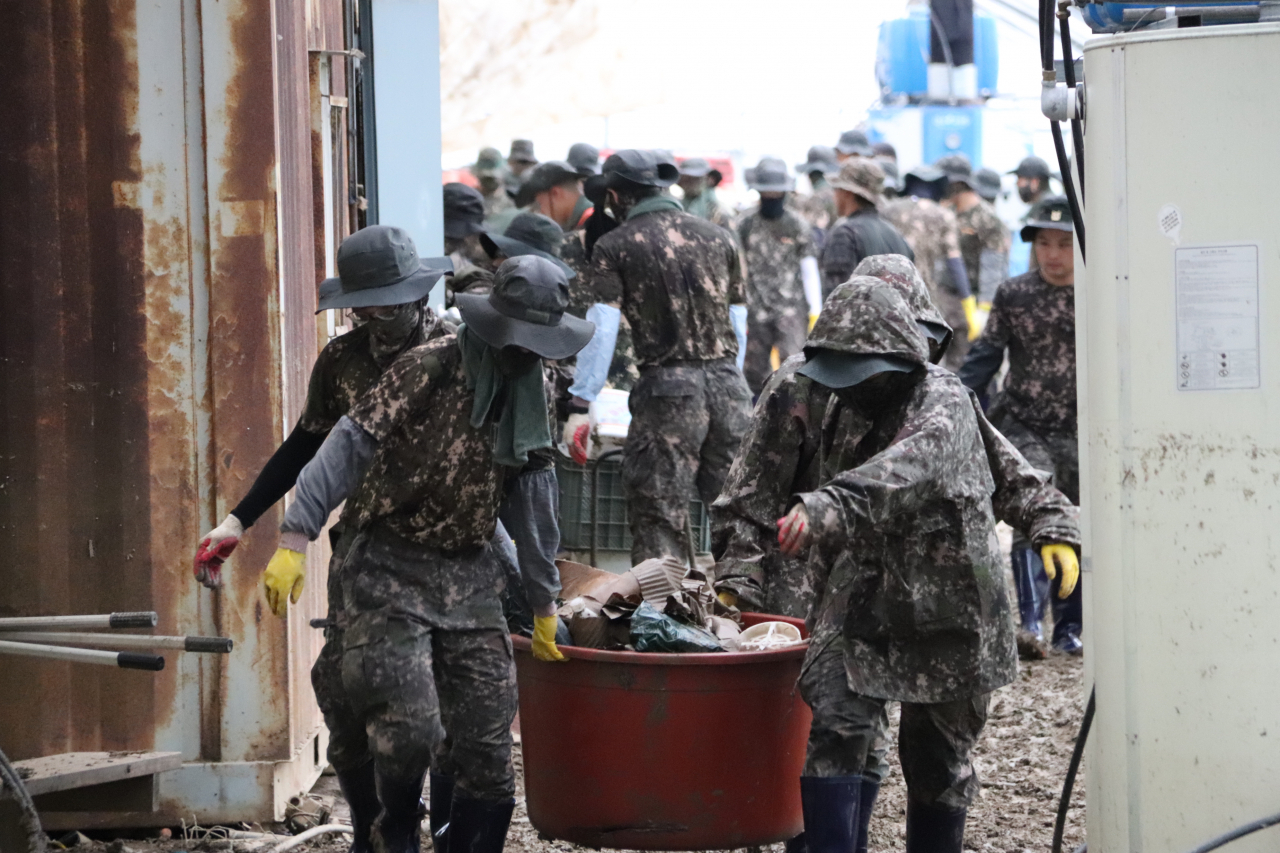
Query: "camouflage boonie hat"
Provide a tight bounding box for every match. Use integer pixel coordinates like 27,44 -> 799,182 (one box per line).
936,153 -> 974,189
480,212 -> 575,278
567,142 -> 601,176
853,254 -> 954,361
508,139 -> 538,165
829,158 -> 885,206
1010,155 -> 1051,181
835,129 -> 873,157
800,279 -> 930,387
746,157 -> 794,192
472,147 -> 505,177
973,167 -> 1002,201
796,145 -> 839,176
1021,194 -> 1074,242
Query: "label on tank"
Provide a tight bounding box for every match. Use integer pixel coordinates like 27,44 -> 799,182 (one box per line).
1175,244 -> 1260,392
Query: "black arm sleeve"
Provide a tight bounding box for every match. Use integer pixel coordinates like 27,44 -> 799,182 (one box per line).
229,426 -> 328,528
957,338 -> 1005,396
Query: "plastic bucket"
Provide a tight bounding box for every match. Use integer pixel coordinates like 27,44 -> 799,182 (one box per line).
512,613 -> 811,850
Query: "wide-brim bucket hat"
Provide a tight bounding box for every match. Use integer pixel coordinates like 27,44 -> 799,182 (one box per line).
316,225 -> 452,313
797,352 -> 919,389
480,212 -> 576,278
455,255 -> 595,360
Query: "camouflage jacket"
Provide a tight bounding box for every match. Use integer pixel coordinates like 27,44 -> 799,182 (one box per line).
969,270 -> 1077,434
792,184 -> 838,238
297,310 -> 447,434
819,208 -> 914,298
591,208 -> 746,367
800,364 -> 1079,703
956,200 -> 1010,304
737,208 -> 817,322
711,355 -> 833,616
881,197 -> 963,300
684,188 -> 735,231
343,334 -> 514,551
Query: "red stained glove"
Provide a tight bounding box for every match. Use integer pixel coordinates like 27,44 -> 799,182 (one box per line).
777,504 -> 811,556
194,514 -> 244,589
563,414 -> 591,465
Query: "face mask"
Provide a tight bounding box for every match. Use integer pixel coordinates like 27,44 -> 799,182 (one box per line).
366,303 -> 420,365
1018,183 -> 1038,203
495,346 -> 541,377
835,369 -> 921,412
760,196 -> 786,219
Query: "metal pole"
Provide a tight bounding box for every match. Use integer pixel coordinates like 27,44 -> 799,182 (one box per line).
0,640 -> 164,671
0,632 -> 232,653
0,612 -> 157,631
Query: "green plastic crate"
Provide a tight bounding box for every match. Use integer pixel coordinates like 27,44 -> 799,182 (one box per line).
556,456 -> 711,553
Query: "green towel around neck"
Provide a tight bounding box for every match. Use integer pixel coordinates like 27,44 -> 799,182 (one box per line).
626,193 -> 684,222
457,324 -> 552,468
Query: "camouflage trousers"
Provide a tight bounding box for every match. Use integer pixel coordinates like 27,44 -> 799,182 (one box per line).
623,358 -> 752,565
997,414 -> 1079,545
744,312 -> 807,396
800,633 -> 990,808
934,285 -> 972,372
321,525 -> 517,799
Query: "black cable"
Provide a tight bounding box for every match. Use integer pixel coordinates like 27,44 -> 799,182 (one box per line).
0,747 -> 46,853
1183,811 -> 1280,853
1050,121 -> 1087,262
1052,687 -> 1095,853
1040,0 -> 1056,71
1059,5 -> 1086,201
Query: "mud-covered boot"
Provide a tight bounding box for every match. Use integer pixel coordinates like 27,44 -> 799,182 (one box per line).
337,761 -> 380,853
428,774 -> 455,853
374,771 -> 427,853
904,797 -> 966,853
799,775 -> 862,853
1012,547 -> 1049,659
446,795 -> 515,853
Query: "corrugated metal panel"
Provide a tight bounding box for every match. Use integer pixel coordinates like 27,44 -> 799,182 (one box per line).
0,0 -> 332,824
307,0 -> 347,52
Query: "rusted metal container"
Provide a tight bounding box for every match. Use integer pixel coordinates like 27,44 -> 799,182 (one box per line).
0,0 -> 350,829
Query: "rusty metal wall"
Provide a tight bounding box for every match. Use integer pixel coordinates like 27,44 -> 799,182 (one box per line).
0,0 -> 345,824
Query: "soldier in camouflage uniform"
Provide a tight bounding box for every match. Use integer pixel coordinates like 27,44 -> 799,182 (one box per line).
677,157 -> 735,231
737,157 -> 818,393
710,257 -> 951,619
259,255 -> 593,853
569,149 -> 752,564
193,226 -> 456,853
793,145 -> 840,248
937,155 -> 1010,330
774,282 -> 1080,853
523,160 -> 639,392
882,166 -> 977,371
819,159 -> 913,300
444,183 -> 491,278
471,147 -> 514,220
959,196 -> 1083,655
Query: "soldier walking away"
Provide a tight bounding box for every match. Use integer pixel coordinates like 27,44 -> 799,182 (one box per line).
959,196 -> 1084,656
444,183 -> 490,279
793,145 -> 841,246
834,128 -> 873,161
566,142 -> 601,177
569,149 -> 752,564
937,155 -> 1010,335
711,256 -> 951,619
818,159 -> 913,300
973,167 -> 1003,204
504,138 -> 538,191
776,282 -> 1080,853
882,166 -> 977,371
471,147 -> 513,220
677,156 -> 735,230
260,256 -> 593,853
737,157 -> 819,394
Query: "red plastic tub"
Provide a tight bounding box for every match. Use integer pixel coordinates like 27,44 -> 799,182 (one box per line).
512,613 -> 811,850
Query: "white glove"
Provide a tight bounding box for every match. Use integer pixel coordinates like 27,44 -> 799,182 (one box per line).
194,514 -> 245,589
562,413 -> 591,465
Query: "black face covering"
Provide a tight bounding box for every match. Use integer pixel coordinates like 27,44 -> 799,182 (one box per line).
1018,183 -> 1039,203
494,346 -> 541,378
760,196 -> 787,219
365,303 -> 421,366
834,368 -> 923,412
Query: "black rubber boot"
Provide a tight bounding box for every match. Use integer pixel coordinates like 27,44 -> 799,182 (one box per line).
428,774 -> 455,853
784,832 -> 807,853
1051,573 -> 1084,655
1011,547 -> 1046,639
337,761 -> 381,853
904,798 -> 966,853
374,771 -> 427,853
446,795 -> 516,853
800,775 -> 862,853
855,780 -> 880,853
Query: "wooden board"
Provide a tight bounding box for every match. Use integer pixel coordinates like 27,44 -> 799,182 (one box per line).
12,751 -> 181,797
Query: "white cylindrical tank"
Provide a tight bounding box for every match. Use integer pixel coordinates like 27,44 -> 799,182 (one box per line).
1082,21 -> 1280,853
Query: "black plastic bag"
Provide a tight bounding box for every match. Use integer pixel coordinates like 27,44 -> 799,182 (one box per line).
630,601 -> 724,653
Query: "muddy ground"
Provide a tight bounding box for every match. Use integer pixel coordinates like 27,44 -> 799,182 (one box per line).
63,652 -> 1086,853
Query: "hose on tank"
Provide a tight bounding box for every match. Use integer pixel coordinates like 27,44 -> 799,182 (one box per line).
1051,688 -> 1094,853
1039,0 -> 1087,261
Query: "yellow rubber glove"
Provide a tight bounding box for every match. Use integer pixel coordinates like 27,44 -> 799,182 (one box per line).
962,295 -> 981,341
717,591 -> 738,608
808,313 -> 819,331
531,615 -> 566,662
263,548 -> 306,617
1040,544 -> 1080,599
